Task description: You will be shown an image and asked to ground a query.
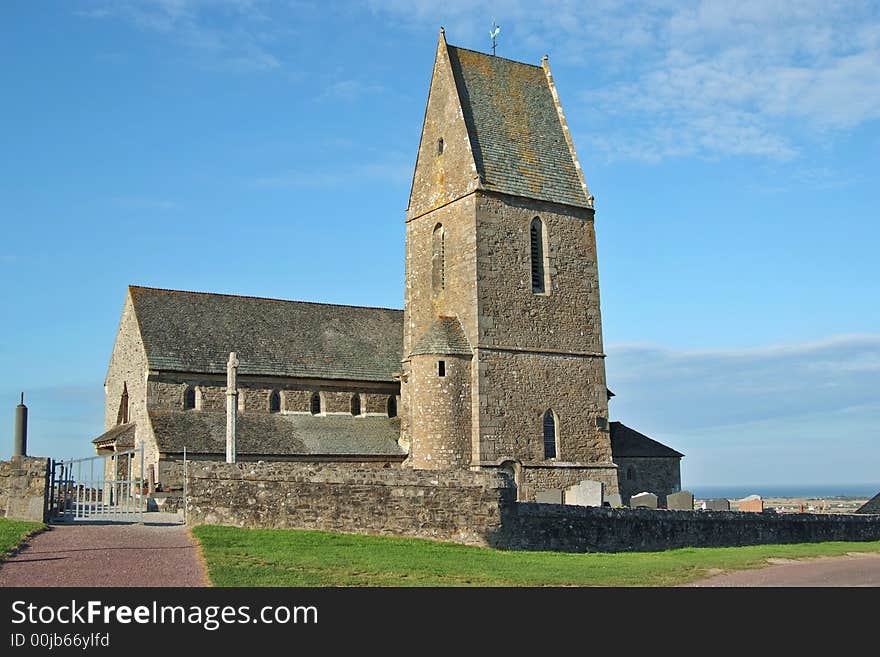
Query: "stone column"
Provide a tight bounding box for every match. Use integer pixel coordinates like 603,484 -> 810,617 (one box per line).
226,352 -> 239,464
13,392 -> 27,457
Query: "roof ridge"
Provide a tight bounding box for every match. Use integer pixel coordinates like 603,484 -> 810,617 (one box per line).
128,285 -> 402,313
446,43 -> 543,69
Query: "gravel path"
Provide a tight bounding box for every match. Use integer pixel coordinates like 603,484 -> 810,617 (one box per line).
685,551 -> 880,587
0,514 -> 209,587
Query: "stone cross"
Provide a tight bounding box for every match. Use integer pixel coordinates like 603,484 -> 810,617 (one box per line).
226,352 -> 239,464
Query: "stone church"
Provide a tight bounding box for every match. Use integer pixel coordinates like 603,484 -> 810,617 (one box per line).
92,31 -> 683,505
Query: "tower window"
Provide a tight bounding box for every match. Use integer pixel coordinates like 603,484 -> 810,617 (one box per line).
432,224 -> 445,294
543,409 -> 557,459
438,360 -> 446,377
310,392 -> 321,415
269,390 -> 281,413
437,137 -> 444,155
387,395 -> 397,418
117,383 -> 129,424
351,394 -> 361,416
183,386 -> 196,410
530,217 -> 546,294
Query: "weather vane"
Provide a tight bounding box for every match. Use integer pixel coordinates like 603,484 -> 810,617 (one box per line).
490,20 -> 500,56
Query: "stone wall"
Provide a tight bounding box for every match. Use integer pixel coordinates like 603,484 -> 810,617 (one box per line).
0,456 -> 49,522
499,504 -> 880,552
615,457 -> 681,506
516,464 -> 618,503
185,462 -> 510,546
185,462 -> 880,553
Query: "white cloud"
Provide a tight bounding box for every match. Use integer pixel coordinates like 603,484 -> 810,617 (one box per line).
77,0 -> 282,72
371,0 -> 880,161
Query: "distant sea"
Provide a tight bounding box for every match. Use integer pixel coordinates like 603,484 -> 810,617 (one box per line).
687,483 -> 880,500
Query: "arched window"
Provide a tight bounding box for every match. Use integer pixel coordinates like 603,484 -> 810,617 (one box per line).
387,395 -> 397,418
530,217 -> 546,294
310,392 -> 321,415
432,224 -> 445,294
350,394 -> 361,416
117,383 -> 129,424
183,386 -> 196,410
626,466 -> 635,481
269,390 -> 281,413
542,409 -> 557,459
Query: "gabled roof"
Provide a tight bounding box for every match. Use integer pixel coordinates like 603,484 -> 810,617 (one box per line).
128,286 -> 403,382
92,422 -> 136,447
411,317 -> 472,356
610,421 -> 684,458
856,492 -> 880,514
446,43 -> 591,209
148,409 -> 405,458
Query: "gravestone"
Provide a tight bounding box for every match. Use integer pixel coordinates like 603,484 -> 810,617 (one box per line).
667,491 -> 694,511
534,489 -> 563,504
630,492 -> 658,509
564,480 -> 603,507
702,498 -> 730,511
605,493 -> 622,507
737,495 -> 764,513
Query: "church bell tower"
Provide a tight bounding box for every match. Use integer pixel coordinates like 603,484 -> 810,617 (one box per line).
400,30 -> 619,500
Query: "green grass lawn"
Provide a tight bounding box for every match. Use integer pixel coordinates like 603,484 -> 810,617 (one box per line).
191,525 -> 880,587
0,518 -> 44,561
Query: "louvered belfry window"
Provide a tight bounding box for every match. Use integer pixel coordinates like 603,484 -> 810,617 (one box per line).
432,224 -> 445,294
543,409 -> 557,459
530,217 -> 545,293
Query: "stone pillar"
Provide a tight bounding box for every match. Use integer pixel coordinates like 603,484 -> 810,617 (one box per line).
226,352 -> 239,464
13,392 -> 27,457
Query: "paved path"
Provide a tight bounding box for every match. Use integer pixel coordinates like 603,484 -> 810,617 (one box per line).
0,514 -> 209,587
686,551 -> 880,587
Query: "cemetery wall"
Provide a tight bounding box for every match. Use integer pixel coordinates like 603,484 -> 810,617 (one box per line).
185,462 -> 880,552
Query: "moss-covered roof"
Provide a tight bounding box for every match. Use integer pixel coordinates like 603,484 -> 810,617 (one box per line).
411,317 -> 472,356
129,286 -> 403,382
447,44 -> 590,208
149,409 -> 405,458
610,421 -> 684,458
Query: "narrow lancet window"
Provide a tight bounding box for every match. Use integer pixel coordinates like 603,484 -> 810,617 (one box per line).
269,390 -> 281,413
351,394 -> 361,416
387,396 -> 397,418
310,392 -> 321,415
543,409 -> 557,459
530,217 -> 546,294
183,386 -> 196,410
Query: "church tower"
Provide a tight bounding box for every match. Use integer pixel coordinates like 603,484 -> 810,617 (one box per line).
401,30 -> 619,500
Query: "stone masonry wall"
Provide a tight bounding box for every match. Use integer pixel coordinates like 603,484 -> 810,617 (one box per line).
500,503 -> 880,552
517,464 -> 619,503
476,350 -> 613,467
408,353 -> 472,469
616,457 -> 681,506
104,292 -> 155,479
186,462 -> 510,546
185,462 -> 880,553
0,456 -> 49,522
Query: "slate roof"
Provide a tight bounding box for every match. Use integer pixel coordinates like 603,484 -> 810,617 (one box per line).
92,423 -> 136,447
410,317 -> 472,356
129,286 -> 403,382
856,492 -> 880,514
610,422 -> 684,458
446,45 -> 589,209
148,409 -> 405,457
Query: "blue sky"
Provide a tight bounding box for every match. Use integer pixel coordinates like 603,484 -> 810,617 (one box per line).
1,1 -> 878,489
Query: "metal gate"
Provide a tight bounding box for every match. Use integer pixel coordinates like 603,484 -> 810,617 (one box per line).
49,446 -> 145,523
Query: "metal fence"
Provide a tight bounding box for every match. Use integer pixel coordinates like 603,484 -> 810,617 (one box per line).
49,446 -> 145,523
